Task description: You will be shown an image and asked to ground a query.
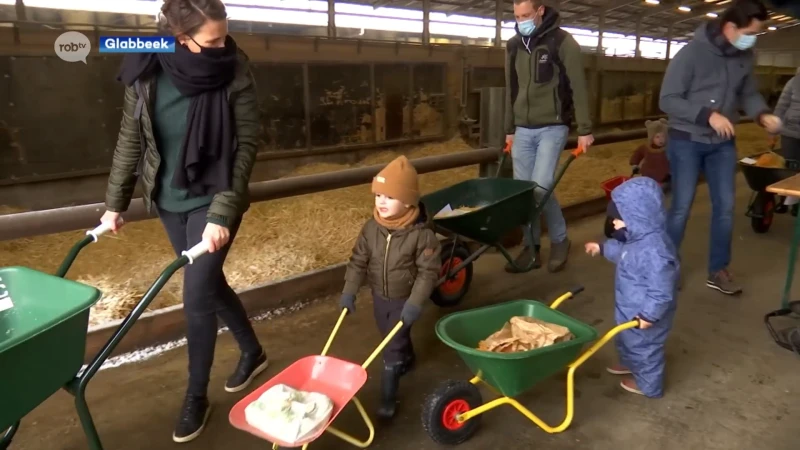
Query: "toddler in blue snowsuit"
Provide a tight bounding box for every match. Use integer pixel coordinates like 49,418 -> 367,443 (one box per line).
585,177 -> 679,398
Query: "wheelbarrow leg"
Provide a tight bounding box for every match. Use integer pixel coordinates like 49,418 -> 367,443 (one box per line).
324,397 -> 375,448
779,205 -> 800,309
0,422 -> 20,450
75,387 -> 104,450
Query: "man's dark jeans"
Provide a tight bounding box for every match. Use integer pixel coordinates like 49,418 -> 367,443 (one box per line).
665,138 -> 737,275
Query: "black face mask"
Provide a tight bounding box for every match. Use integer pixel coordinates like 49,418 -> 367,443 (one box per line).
611,227 -> 628,243
189,36 -> 229,58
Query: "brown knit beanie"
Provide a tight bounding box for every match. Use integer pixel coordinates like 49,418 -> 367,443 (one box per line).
371,155 -> 420,206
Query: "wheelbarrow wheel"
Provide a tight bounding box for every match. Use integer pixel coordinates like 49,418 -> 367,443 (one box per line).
421,380 -> 482,445
751,191 -> 775,234
431,245 -> 473,308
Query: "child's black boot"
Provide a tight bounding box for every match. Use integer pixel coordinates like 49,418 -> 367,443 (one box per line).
377,363 -> 402,419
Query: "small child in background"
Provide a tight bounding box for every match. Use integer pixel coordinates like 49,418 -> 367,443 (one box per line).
630,118 -> 670,187
585,177 -> 679,398
339,155 -> 442,419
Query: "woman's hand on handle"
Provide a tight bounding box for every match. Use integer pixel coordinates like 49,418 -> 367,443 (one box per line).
202,223 -> 230,253
100,211 -> 124,233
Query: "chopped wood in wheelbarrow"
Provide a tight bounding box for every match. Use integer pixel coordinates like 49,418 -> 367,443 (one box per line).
477,317 -> 574,353
0,123 -> 769,327
433,204 -> 487,219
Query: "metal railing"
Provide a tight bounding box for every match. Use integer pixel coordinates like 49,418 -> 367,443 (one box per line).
0,128 -> 650,242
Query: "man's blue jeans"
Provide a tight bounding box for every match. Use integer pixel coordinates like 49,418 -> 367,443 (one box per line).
666,138 -> 737,275
511,125 -> 569,247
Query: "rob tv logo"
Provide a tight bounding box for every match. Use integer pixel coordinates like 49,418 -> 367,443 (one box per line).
54,32 -> 175,63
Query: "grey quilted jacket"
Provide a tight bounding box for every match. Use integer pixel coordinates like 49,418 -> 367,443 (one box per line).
775,68 -> 800,139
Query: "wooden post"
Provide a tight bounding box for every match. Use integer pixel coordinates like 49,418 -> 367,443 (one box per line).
495,0 -> 502,48
635,15 -> 642,57
665,24 -> 673,61
303,64 -> 312,149
423,0 -> 430,44
327,0 -> 336,38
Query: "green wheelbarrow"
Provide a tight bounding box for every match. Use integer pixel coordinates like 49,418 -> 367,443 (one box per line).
420,288 -> 641,445
422,146 -> 584,308
0,223 -> 212,450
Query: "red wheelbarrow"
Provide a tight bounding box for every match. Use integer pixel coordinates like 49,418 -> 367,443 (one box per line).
229,309 -> 403,449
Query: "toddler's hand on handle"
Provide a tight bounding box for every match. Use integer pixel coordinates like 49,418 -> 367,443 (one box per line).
340,293 -> 356,314
400,303 -> 421,326
635,316 -> 653,329
584,242 -> 600,257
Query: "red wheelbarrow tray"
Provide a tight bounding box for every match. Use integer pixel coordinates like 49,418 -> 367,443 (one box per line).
229,354 -> 368,447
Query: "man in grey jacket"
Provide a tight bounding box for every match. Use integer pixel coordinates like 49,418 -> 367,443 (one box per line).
660,0 -> 782,296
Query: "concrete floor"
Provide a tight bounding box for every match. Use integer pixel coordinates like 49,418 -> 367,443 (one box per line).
9,175 -> 800,450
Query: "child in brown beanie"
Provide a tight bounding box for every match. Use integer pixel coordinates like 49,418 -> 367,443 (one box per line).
630,118 -> 670,185
339,155 -> 442,419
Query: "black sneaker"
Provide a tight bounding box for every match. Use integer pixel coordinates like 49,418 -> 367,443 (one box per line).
172,395 -> 210,443
225,350 -> 268,393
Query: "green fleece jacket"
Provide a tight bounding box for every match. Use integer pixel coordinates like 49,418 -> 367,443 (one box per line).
504,7 -> 592,137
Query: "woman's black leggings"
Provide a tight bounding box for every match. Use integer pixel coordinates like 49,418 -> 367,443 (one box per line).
158,206 -> 261,397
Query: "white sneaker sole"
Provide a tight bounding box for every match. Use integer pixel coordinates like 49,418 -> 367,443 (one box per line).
620,381 -> 645,396
606,367 -> 632,375
705,282 -> 742,296
172,406 -> 211,443
224,359 -> 269,393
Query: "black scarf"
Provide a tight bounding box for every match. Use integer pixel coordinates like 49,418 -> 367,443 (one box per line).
705,20 -> 744,57
117,35 -> 238,197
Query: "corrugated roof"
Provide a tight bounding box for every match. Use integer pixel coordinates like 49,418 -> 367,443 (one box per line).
351,0 -> 799,41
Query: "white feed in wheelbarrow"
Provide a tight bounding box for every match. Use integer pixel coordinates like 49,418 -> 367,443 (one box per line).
77,299 -> 315,374
244,384 -> 333,445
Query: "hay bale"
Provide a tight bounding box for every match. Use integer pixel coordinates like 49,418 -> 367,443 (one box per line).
0,124 -> 768,326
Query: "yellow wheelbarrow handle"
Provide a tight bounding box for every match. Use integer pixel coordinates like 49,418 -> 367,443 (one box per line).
320,308 -> 404,370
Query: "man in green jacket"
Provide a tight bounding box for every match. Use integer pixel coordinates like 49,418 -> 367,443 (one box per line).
504,0 -> 594,273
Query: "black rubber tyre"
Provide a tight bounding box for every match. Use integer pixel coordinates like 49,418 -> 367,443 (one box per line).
421,380 -> 483,445
751,192 -> 775,234
431,244 -> 473,308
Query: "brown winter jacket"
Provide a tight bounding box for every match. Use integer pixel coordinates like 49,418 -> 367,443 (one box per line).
343,207 -> 442,307
104,49 -> 261,226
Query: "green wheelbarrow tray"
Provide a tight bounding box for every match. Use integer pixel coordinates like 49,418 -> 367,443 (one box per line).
434,299 -> 598,397
0,267 -> 101,432
422,178 -> 537,245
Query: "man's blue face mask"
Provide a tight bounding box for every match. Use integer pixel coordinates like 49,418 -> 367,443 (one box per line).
732,33 -> 757,50
518,19 -> 535,36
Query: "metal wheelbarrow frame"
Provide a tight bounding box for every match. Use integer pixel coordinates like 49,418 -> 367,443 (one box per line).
419,287 -> 641,445
229,310 -> 405,449
1,223 -> 212,450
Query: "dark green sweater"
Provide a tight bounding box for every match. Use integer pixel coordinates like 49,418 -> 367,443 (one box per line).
152,72 -> 226,225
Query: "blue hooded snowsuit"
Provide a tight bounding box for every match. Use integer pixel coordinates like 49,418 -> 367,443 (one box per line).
601,177 -> 679,398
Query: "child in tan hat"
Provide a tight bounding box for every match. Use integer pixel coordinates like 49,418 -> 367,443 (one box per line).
339,155 -> 442,419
